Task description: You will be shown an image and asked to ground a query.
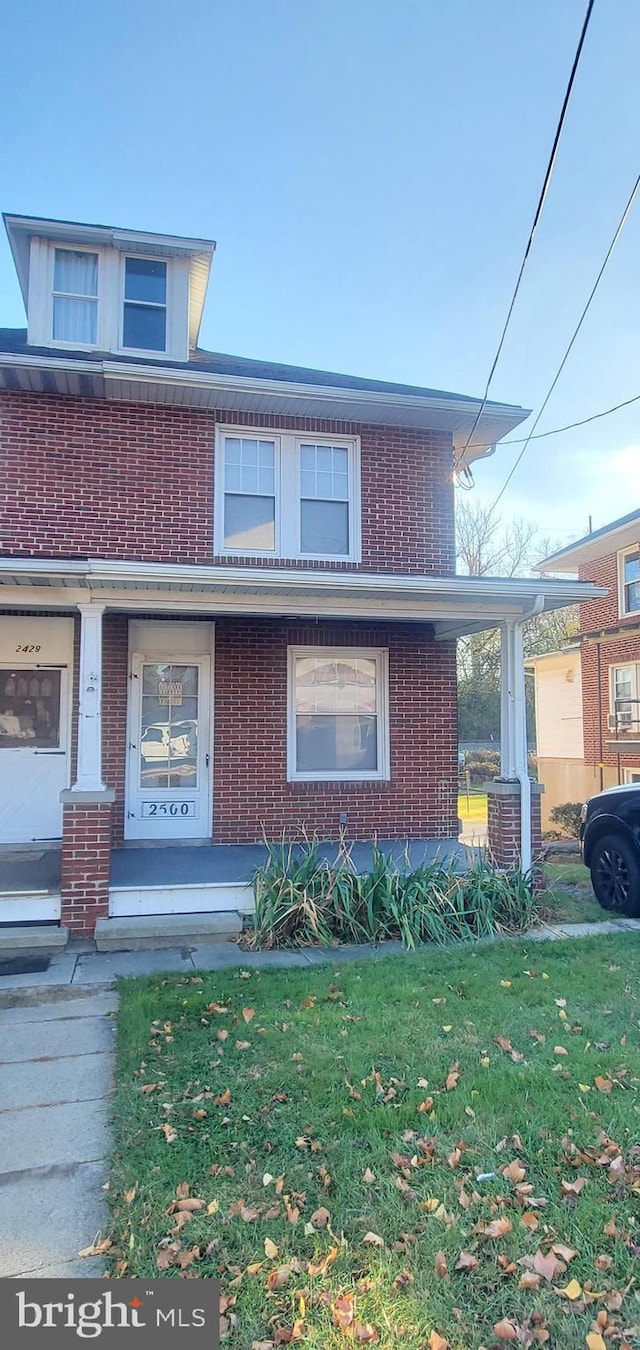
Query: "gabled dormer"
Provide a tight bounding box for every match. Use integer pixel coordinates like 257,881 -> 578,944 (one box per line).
3,214 -> 215,362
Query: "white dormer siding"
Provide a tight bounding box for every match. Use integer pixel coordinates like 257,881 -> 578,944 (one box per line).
26,237 -> 192,360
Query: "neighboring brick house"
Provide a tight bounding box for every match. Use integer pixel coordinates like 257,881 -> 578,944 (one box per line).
0,213 -> 598,943
534,511 -> 640,827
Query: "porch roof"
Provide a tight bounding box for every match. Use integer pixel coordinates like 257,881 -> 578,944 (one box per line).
0,558 -> 605,639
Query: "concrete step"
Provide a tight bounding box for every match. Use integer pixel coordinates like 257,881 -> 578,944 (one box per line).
0,926 -> 69,957
95,911 -> 243,952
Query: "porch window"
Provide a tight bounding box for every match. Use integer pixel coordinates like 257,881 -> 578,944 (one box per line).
621,548 -> 640,615
0,668 -> 61,748
222,436 -> 277,552
287,647 -> 389,781
52,249 -> 98,344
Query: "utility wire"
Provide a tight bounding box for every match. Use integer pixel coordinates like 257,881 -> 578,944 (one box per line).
489,168 -> 640,513
455,0 -> 596,471
468,389 -> 640,450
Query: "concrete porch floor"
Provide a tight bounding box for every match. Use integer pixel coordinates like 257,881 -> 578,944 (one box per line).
1,837 -> 466,896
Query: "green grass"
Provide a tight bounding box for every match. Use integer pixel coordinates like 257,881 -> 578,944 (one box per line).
540,859 -> 610,925
543,861 -> 592,891
109,935 -> 640,1349
457,793 -> 488,826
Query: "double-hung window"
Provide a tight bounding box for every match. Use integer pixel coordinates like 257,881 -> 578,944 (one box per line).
52,249 -> 98,344
610,663 -> 640,731
222,436 -> 277,552
620,547 -> 640,616
122,257 -> 167,352
288,647 -> 389,781
215,428 -> 360,561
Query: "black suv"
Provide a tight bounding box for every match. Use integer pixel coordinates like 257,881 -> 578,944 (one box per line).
580,783 -> 640,916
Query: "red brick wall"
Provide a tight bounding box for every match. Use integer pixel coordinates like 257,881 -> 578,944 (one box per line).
577,554 -> 640,772
60,800 -> 113,934
0,393 -> 455,575
212,619 -> 458,842
98,617 -> 458,844
487,785 -> 542,871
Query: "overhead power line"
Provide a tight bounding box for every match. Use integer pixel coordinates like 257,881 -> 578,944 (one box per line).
468,389 -> 640,450
455,0 -> 597,473
488,168 -> 640,512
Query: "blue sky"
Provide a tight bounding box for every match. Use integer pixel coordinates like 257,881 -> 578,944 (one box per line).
2,0 -> 640,549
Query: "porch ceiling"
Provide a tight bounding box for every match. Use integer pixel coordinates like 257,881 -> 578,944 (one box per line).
0,558 -> 605,638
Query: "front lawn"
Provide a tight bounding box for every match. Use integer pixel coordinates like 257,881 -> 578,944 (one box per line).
109,937 -> 640,1349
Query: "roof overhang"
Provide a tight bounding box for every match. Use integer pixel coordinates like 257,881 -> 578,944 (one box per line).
0,558 -> 605,638
0,351 -> 529,455
538,511 -> 640,574
3,214 -> 215,350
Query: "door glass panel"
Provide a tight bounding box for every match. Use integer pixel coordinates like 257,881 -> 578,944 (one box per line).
139,663 -> 198,789
0,669 -> 61,748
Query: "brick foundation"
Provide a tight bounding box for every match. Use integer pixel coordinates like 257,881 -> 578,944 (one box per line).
60,795 -> 114,935
487,780 -> 543,874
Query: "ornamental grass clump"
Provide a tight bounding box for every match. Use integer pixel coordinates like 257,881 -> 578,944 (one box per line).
245,836 -> 540,950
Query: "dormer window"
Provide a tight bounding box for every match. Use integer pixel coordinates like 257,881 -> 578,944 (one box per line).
52,249 -> 98,344
123,257 -> 167,352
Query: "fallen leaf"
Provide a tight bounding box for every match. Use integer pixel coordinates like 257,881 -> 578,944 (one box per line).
355,1323 -> 379,1343
213,1088 -> 232,1107
558,1279 -> 583,1301
435,1250 -> 448,1279
551,1243 -> 577,1263
554,1046 -> 568,1056
264,1238 -> 279,1259
267,1265 -> 292,1292
445,1063 -> 460,1090
495,1035 -> 524,1063
362,1231 -> 384,1248
594,1077 -> 613,1093
561,1177 -> 588,1198
124,1185 -> 138,1204
483,1217 -> 512,1239
494,1319 -> 519,1341
594,1254 -> 613,1272
520,1213 -> 539,1231
242,1007 -> 256,1024
363,1168 -> 376,1184
161,1124 -> 177,1143
519,1272 -> 541,1289
310,1207 -> 331,1229
586,1335 -> 607,1350
500,980 -> 512,988
418,1097 -> 435,1114
503,1160 -> 527,1183
532,1250 -> 563,1282
455,1251 -> 479,1270
428,1333 -> 450,1350
217,1029 -> 229,1042
332,1295 -> 355,1330
78,1238 -> 112,1258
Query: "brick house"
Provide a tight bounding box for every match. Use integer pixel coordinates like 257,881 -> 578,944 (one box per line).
0,213 -> 599,945
533,510 -> 640,827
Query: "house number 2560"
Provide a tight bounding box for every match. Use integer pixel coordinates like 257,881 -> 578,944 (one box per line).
15,644 -> 41,653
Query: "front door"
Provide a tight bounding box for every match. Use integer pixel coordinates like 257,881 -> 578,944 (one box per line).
0,617 -> 73,844
125,656 -> 212,840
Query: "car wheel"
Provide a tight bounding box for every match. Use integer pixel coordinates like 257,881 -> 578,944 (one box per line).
589,833 -> 640,917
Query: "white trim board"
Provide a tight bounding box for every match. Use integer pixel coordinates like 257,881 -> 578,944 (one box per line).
109,882 -> 253,917
0,892 -> 61,922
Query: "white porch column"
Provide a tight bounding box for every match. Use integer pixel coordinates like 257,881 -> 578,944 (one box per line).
72,604 -> 106,792
500,622 -> 518,779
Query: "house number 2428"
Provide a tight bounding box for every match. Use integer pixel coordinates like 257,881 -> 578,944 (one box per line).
15,644 -> 41,653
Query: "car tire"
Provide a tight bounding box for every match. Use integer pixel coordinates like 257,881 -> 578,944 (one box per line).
589,832 -> 640,917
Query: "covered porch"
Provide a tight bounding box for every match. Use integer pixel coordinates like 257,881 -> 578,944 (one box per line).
0,557 -> 603,947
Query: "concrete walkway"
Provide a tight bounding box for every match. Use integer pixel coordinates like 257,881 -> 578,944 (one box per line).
0,989 -> 116,1278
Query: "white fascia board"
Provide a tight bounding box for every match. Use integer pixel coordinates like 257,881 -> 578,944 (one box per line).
538,520 -> 640,574
0,556 -> 605,608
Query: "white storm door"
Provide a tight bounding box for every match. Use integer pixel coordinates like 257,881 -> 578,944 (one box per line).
125,656 -> 211,840
0,663 -> 70,843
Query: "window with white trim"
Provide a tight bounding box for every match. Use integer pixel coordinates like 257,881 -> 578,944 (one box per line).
609,663 -> 640,729
287,647 -> 389,781
122,256 -> 167,352
214,428 -> 361,561
52,249 -> 98,344
620,547 -> 640,616
623,768 -> 640,784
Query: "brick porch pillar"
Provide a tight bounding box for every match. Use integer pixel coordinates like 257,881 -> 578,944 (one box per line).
487,778 -> 544,875
60,790 -> 115,935
60,603 -> 113,937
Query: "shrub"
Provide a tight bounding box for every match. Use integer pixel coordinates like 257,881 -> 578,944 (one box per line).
549,802 -> 583,839
244,836 -> 540,950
